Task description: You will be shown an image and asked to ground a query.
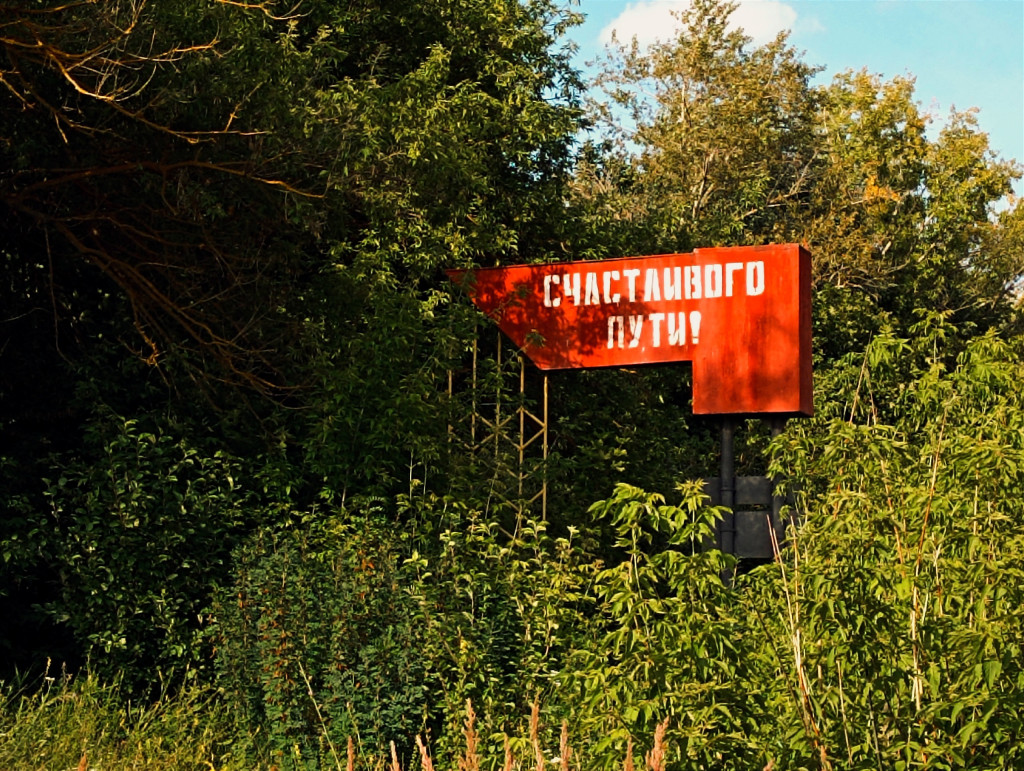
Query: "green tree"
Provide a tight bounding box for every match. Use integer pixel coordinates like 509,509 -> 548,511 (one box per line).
571,0 -> 1022,359
569,0 -> 823,257
807,72 -> 1022,358
1,0 -> 586,685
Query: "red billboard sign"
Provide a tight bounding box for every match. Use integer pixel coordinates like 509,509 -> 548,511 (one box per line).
448,244 -> 812,416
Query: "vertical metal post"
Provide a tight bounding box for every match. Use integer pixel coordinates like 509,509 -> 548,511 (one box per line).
769,416 -> 788,555
541,374 -> 548,521
447,370 -> 453,444
494,334 -> 502,460
518,355 -> 526,501
719,419 -> 736,556
470,337 -> 478,446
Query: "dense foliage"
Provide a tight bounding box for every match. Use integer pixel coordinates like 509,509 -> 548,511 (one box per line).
2,0 -> 1023,768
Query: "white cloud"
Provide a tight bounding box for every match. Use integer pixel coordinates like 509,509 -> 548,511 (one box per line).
732,1 -> 798,44
599,0 -> 801,49
599,1 -> 684,48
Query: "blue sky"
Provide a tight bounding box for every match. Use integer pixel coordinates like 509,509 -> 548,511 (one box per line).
565,0 -> 1024,199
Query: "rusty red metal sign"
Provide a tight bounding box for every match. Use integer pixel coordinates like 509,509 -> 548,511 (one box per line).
448,244 -> 812,416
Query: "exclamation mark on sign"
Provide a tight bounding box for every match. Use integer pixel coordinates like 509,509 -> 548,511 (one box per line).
689,311 -> 702,344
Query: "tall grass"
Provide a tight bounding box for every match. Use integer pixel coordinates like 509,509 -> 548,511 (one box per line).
0,665 -> 246,770
1,667 -> 669,771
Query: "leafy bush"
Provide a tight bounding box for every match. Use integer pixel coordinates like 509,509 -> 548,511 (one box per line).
566,483 -> 768,769
211,494 -> 599,768
212,512 -> 430,768
758,319 -> 1024,769
3,411 -> 253,688
557,318 -> 1024,770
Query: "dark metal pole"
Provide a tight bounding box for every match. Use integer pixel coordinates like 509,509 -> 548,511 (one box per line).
769,417 -> 788,554
719,419 -> 736,556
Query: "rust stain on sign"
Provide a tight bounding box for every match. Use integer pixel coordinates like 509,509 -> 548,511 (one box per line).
448,244 -> 812,416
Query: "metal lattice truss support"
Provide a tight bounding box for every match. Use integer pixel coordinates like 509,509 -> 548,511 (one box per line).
448,334 -> 548,518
